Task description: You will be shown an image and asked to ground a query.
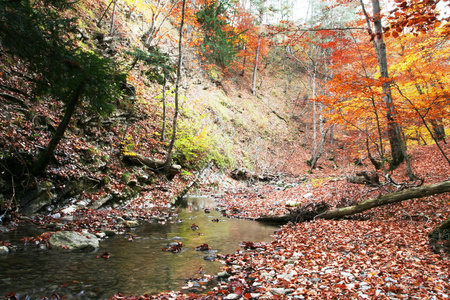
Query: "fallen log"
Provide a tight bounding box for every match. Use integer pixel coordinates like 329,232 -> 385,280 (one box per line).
122,152 -> 181,178
258,201 -> 330,224
257,180 -> 450,223
317,180 -> 450,219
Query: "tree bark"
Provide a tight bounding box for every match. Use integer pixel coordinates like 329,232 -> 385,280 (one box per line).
360,0 -> 406,169
251,0 -> 265,96
317,180 -> 450,219
163,0 -> 186,171
33,82 -> 85,174
123,152 -> 181,177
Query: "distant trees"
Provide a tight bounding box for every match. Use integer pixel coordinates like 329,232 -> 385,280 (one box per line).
0,0 -> 123,174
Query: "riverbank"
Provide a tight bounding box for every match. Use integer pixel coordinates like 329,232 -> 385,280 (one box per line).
1,143 -> 450,299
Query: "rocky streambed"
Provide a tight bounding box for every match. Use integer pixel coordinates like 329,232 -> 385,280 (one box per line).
0,196 -> 278,299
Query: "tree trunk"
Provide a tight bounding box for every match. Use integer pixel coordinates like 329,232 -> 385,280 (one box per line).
428,216 -> 450,253
109,0 -> 117,35
33,82 -> 85,174
123,152 -> 181,178
251,1 -> 265,96
361,0 -> 405,169
431,119 -> 446,143
317,180 -> 450,219
163,0 -> 186,172
160,76 -> 167,142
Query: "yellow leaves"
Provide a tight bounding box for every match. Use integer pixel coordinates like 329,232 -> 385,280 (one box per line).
122,150 -> 138,157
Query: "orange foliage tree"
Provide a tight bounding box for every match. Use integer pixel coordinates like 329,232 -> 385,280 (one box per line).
389,26 -> 450,165
314,3 -> 450,171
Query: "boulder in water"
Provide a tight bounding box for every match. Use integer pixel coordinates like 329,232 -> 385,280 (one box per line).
49,231 -> 99,252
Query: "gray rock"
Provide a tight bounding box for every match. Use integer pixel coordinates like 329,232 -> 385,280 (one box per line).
90,194 -> 113,210
49,231 -> 99,252
61,205 -> 78,215
21,181 -> 55,215
123,220 -> 139,228
204,255 -> 217,261
217,271 -> 230,278
303,192 -> 314,199
340,271 -> 354,279
224,294 -> 239,299
95,232 -> 106,239
277,270 -> 297,281
103,230 -> 116,237
270,288 -> 294,295
0,246 -> 9,255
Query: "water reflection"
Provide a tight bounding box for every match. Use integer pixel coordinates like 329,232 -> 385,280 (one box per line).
0,196 -> 278,299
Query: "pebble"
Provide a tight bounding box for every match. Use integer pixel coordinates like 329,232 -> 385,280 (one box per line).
122,220 -> 139,228
224,293 -> 239,299
341,271 -> 354,278
217,271 -> 230,278
95,232 -> 106,238
277,270 -> 297,281
0,246 -> 9,255
270,288 -> 294,295
303,192 -> 314,199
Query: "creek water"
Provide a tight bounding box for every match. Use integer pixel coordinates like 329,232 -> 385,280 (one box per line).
0,196 -> 278,299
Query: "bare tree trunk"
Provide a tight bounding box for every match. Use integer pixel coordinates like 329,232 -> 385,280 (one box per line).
361,0 -> 406,169
97,0 -> 114,28
251,1 -> 265,96
34,82 -> 85,174
431,120 -> 446,143
164,0 -> 186,172
160,77 -> 167,142
109,0 -> 117,35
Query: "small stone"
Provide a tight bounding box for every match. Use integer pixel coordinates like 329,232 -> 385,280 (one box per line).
95,232 -> 106,238
103,230 -> 116,237
270,288 -> 294,295
204,255 -> 216,261
303,192 -> 314,199
122,220 -> 139,228
61,215 -> 74,222
224,293 -> 239,299
341,271 -> 354,278
122,214 -> 132,220
0,246 -> 9,255
260,272 -> 273,280
277,270 -> 297,281
231,265 -> 242,271
217,271 -> 230,278
309,277 -> 321,284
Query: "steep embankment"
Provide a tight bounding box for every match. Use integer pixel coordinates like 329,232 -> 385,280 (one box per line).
0,0 -> 308,221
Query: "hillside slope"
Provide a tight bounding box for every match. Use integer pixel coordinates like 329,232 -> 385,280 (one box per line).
0,0 -> 310,218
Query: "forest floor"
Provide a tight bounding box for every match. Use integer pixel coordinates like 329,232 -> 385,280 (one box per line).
104,142 -> 450,299
1,137 -> 449,299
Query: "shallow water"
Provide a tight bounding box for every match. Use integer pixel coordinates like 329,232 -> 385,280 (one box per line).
0,196 -> 278,299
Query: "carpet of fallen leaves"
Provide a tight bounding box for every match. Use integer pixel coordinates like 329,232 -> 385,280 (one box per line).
102,144 -> 450,300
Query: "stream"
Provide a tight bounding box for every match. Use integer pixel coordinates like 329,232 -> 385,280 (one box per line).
0,196 -> 278,299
